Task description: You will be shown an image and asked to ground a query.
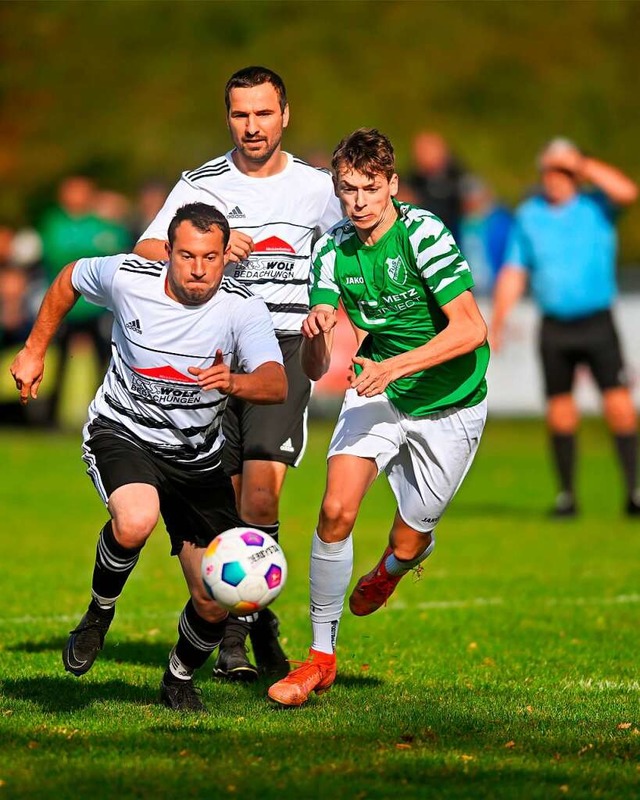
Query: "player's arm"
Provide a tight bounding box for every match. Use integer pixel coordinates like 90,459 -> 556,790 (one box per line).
189,350 -> 286,404
546,146 -> 638,207
350,291 -> 487,398
133,238 -> 166,260
300,304 -> 338,381
489,264 -> 528,352
580,157 -> 638,207
10,262 -> 80,404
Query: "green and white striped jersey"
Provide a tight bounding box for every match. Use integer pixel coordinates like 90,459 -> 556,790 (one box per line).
309,200 -> 489,416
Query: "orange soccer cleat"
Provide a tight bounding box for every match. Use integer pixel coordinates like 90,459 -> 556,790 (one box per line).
348,546 -> 403,616
267,649 -> 336,707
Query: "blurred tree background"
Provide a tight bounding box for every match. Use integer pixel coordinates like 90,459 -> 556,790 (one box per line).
1,0 -> 639,261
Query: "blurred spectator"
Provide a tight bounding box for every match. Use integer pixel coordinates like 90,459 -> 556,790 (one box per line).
38,174 -> 131,426
0,226 -> 28,345
459,176 -> 512,296
0,224 -> 43,425
0,224 -> 42,346
304,149 -> 333,171
130,180 -> 169,242
399,130 -> 467,237
491,138 -> 640,517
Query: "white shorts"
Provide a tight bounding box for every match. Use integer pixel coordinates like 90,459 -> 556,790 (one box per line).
327,389 -> 487,532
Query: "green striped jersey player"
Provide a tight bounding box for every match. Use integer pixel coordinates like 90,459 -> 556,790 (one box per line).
310,198 -> 489,415
268,127 -> 489,708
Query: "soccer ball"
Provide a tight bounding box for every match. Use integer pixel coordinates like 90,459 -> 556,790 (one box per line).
201,527 -> 287,614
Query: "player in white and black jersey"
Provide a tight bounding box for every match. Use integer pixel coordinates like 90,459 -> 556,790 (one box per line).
10,203 -> 286,711
136,66 -> 343,682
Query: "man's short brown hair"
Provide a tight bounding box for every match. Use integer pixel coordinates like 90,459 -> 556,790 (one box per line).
331,128 -> 396,181
224,66 -> 287,113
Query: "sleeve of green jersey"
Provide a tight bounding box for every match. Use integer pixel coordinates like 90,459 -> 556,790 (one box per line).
308,233 -> 340,309
414,218 -> 475,307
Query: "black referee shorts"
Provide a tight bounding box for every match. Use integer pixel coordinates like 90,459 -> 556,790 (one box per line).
222,334 -> 311,476
82,422 -> 242,555
539,309 -> 627,398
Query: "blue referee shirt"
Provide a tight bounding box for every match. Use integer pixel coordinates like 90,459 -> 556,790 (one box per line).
504,191 -> 618,320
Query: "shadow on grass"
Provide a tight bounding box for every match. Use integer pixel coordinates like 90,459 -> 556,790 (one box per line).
1,675 -> 154,712
334,672 -> 384,689
7,638 -> 174,668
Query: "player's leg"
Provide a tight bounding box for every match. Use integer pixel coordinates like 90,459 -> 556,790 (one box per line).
540,318 -> 580,517
348,512 -> 434,616
159,543 -> 228,712
268,389 -> 397,706
586,311 -> 639,514
160,462 -> 242,710
214,459 -> 290,681
216,396 -> 261,680
268,453 -> 378,707
218,336 -> 310,680
64,428 -> 161,676
350,398 -> 487,615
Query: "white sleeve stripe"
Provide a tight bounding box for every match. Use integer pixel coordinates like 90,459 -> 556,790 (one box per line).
420,252 -> 461,279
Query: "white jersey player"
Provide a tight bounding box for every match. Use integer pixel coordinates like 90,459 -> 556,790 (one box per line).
136,66 -> 343,682
10,203 -> 287,711
75,252 -> 278,473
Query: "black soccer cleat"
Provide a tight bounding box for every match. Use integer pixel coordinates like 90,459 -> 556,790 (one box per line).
250,608 -> 289,680
625,490 -> 640,517
160,675 -> 206,712
62,601 -> 115,676
212,641 -> 259,682
549,491 -> 578,519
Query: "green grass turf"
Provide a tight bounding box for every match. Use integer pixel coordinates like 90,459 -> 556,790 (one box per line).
0,418 -> 638,799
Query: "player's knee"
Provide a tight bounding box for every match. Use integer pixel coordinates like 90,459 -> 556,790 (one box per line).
547,394 -> 578,432
241,489 -> 278,526
319,496 -> 357,538
603,388 -> 637,432
112,510 -> 158,549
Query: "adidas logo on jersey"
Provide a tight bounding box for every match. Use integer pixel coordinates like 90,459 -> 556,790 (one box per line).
279,438 -> 295,453
125,319 -> 142,334
227,206 -> 245,219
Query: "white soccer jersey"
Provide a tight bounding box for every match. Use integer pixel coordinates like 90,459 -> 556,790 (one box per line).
139,151 -> 343,335
72,254 -> 283,468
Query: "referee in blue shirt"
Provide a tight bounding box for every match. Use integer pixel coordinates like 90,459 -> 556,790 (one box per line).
491,138 -> 639,517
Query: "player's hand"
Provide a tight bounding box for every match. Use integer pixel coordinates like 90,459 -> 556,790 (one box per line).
349,356 -> 395,397
541,145 -> 584,177
9,347 -> 45,405
225,230 -> 254,264
302,308 -> 337,339
488,325 -> 503,353
188,350 -> 235,394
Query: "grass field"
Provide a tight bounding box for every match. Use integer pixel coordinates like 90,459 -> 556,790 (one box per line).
0,417 -> 638,799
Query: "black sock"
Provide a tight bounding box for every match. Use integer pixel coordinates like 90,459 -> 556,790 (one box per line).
220,615 -> 252,646
246,521 -> 279,544
171,599 -> 226,676
613,433 -> 638,497
550,433 -> 576,495
91,521 -> 142,607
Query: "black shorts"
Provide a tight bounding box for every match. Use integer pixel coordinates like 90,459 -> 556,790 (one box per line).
222,334 -> 311,476
539,309 -> 627,398
83,422 -> 242,555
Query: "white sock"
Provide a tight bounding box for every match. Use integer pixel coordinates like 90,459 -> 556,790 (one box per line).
91,591 -> 119,610
384,535 -> 435,577
310,531 -> 353,655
